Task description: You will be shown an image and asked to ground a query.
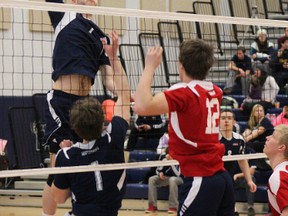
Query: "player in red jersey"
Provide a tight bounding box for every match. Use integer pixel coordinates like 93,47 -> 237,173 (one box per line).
264,124 -> 288,216
135,39 -> 234,215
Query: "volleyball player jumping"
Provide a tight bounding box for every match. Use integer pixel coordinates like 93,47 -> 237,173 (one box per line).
42,0 -> 117,215
135,39 -> 235,215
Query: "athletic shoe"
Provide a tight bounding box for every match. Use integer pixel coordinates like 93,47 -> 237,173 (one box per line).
145,205 -> 157,213
248,207 -> 255,216
64,211 -> 73,216
168,208 -> 177,214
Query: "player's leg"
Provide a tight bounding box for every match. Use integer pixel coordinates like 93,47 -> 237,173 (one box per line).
178,172 -> 234,216
41,90 -> 83,215
216,171 -> 235,216
168,176 -> 183,211
42,160 -> 57,215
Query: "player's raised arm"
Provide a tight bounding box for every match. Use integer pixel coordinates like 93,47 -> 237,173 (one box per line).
134,46 -> 168,116
103,31 -> 130,124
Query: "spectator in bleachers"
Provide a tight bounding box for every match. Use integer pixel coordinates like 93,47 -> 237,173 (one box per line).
219,110 -> 257,216
223,46 -> 252,95
242,104 -> 274,153
145,148 -> 183,214
270,37 -> 288,90
125,114 -> 166,151
140,132 -> 170,184
263,124 -> 288,216
277,27 -> 288,50
242,104 -> 274,170
250,28 -> 274,74
272,106 -> 288,126
242,64 -> 279,115
156,132 -> 169,155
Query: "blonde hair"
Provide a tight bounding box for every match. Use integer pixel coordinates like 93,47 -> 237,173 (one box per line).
257,29 -> 267,37
248,104 -> 264,129
274,124 -> 288,159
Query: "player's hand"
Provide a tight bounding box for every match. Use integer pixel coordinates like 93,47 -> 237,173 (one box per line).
247,181 -> 257,193
102,30 -> 119,61
145,46 -> 163,73
59,139 -> 73,148
233,174 -> 239,181
141,124 -> 151,131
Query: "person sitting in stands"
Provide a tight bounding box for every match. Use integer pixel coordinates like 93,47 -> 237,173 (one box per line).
242,104 -> 274,153
223,46 -> 252,95
270,36 -> 288,90
250,28 -> 274,73
156,132 -> 169,155
145,147 -> 183,215
242,64 -> 279,115
242,104 -> 274,170
125,114 -> 166,151
273,106 -> 288,126
277,27 -> 288,50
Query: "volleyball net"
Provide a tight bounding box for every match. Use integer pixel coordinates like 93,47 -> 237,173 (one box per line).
0,0 -> 286,177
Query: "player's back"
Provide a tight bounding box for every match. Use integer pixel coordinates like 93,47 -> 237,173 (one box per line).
164,80 -> 225,177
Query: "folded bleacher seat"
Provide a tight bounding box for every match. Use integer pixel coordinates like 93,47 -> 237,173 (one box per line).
129,150 -> 158,162
126,168 -> 151,183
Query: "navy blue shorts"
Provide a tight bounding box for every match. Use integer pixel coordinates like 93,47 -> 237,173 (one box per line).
178,171 -> 235,216
42,90 -> 87,154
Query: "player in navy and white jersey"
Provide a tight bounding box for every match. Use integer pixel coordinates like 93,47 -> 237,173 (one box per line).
42,1 -> 118,215
52,99 -> 129,216
51,31 -> 130,216
219,110 -> 257,215
135,39 -> 235,215
264,124 -> 288,216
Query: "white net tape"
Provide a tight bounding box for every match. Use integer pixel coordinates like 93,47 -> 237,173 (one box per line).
0,153 -> 267,178
0,0 -> 287,28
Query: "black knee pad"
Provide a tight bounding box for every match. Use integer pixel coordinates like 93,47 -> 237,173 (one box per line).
46,174 -> 55,186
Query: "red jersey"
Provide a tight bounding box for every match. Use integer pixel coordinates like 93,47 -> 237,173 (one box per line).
268,161 -> 288,216
164,80 -> 225,177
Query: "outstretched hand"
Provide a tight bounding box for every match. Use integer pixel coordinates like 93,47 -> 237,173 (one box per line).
144,46 -> 163,73
101,30 -> 119,61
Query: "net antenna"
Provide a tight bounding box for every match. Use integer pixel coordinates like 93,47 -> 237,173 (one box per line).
239,0 -> 261,46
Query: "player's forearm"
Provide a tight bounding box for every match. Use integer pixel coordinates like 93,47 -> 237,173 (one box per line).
101,67 -> 115,93
238,160 -> 253,183
134,67 -> 154,115
115,66 -> 130,105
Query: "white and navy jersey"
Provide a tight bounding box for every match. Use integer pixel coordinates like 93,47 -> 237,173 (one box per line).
53,116 -> 129,216
219,132 -> 245,176
46,0 -> 110,85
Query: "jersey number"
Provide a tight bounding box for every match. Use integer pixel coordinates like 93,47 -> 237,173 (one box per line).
91,161 -> 103,191
205,98 -> 220,134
